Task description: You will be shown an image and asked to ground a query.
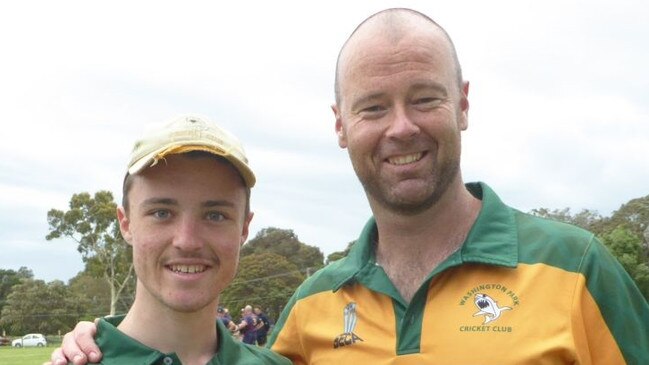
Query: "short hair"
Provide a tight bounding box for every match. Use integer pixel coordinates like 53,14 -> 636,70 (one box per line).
122,151 -> 251,218
334,8 -> 463,106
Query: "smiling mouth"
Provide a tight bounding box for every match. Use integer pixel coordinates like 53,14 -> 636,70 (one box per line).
168,264 -> 207,274
387,152 -> 423,166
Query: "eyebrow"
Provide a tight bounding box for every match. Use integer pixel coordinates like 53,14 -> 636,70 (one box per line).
203,200 -> 236,209
410,81 -> 448,96
141,198 -> 235,208
350,92 -> 384,113
142,198 -> 177,206
350,81 -> 449,112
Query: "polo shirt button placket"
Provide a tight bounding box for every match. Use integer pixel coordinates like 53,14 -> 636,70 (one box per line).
163,356 -> 174,365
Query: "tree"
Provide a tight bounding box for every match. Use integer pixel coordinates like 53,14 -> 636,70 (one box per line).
326,241 -> 356,264
607,195 -> 649,237
46,191 -> 134,315
68,273 -> 111,318
0,267 -> 34,335
0,267 -> 33,314
601,225 -> 649,299
220,252 -> 304,320
241,227 -> 325,272
68,271 -> 134,318
529,207 -> 606,235
222,228 -> 325,320
0,279 -> 89,334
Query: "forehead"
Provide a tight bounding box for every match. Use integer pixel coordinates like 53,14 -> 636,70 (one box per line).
129,154 -> 247,203
338,21 -> 456,98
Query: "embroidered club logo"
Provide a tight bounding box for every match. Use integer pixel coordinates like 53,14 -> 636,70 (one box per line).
333,302 -> 364,349
473,293 -> 512,324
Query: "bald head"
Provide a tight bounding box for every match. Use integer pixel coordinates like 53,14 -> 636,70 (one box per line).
334,8 -> 463,106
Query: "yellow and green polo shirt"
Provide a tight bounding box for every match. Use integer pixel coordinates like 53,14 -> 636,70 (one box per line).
90,315 -> 290,365
269,182 -> 649,364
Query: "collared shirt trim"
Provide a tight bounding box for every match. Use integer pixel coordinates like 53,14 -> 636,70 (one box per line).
333,182 -> 518,293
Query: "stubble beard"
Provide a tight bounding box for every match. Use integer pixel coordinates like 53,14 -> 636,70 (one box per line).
358,157 -> 461,216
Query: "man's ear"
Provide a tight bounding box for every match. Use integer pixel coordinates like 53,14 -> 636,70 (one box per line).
459,81 -> 470,130
116,206 -> 133,245
240,211 -> 254,246
332,104 -> 348,148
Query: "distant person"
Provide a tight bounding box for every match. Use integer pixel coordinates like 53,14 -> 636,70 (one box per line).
236,305 -> 258,345
52,7 -> 649,365
217,306 -> 237,334
222,307 -> 233,323
48,114 -> 289,365
253,306 -> 271,346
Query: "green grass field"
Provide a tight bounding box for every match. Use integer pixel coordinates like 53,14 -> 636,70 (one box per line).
0,346 -> 52,365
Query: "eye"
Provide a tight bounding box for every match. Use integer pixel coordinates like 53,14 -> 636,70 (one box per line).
415,97 -> 435,104
206,211 -> 226,222
414,97 -> 442,108
358,104 -> 388,119
362,105 -> 384,113
152,210 -> 171,219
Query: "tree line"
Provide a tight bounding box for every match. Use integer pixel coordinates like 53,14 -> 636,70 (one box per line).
0,190 -> 647,336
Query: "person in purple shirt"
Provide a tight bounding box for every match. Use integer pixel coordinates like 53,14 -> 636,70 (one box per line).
236,305 -> 258,345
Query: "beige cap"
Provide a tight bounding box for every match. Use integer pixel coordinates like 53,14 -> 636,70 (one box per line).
127,114 -> 256,188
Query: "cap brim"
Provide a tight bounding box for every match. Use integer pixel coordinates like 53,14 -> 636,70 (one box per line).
128,145 -> 256,188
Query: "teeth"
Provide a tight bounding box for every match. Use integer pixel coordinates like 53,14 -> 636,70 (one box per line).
388,152 -> 423,166
169,264 -> 206,274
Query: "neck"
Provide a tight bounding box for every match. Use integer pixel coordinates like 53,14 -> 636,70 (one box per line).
118,293 -> 219,365
371,180 -> 481,302
375,181 -> 479,247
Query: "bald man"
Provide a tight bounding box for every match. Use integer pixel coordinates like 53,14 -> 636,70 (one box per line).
268,8 -> 649,364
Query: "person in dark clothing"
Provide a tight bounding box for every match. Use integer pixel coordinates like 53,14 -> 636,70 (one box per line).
237,305 -> 258,345
217,306 -> 237,333
253,306 -> 271,346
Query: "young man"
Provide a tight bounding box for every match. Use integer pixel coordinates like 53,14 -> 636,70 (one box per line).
52,8 -> 649,365
51,114 -> 290,365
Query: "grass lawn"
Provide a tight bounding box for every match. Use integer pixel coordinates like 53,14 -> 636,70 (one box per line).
0,346 -> 53,365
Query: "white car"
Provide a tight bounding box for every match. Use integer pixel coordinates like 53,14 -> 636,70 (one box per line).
12,333 -> 47,347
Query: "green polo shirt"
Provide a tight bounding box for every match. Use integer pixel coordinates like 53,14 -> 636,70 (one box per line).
91,315 -> 290,365
269,182 -> 649,364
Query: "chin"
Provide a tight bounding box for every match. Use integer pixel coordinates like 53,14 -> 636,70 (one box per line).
378,188 -> 446,215
164,294 -> 217,313
383,200 -> 435,216
167,301 -> 213,313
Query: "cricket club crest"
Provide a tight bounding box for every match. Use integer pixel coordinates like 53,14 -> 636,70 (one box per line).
333,302 -> 364,348
473,293 -> 512,324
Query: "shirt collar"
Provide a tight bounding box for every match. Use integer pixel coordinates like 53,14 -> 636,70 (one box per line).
97,315 -> 237,364
333,182 -> 519,290
97,315 -> 176,365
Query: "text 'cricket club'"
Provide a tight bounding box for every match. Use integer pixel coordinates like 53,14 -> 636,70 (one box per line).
333,303 -> 364,349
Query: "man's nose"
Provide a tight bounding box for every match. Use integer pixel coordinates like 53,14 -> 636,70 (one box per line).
385,106 -> 420,139
172,217 -> 203,251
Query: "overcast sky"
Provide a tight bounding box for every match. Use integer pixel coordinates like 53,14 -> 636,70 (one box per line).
1,0 -> 647,283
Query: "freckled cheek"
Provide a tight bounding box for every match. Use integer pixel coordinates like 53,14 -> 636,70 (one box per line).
133,238 -> 162,256
224,244 -> 242,261
128,227 -> 168,266
133,230 -> 168,251
212,238 -> 241,257
217,245 -> 241,278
